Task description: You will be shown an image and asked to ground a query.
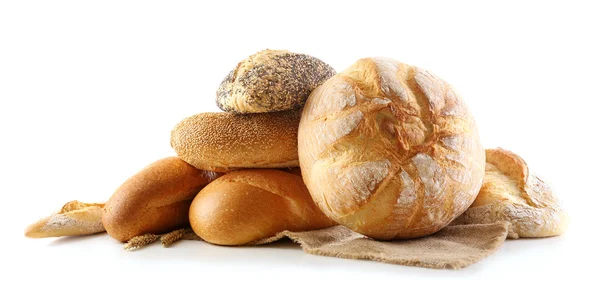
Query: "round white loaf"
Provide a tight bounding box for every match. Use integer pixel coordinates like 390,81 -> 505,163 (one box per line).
298,58 -> 486,239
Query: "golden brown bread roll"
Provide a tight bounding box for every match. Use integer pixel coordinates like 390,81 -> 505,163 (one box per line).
216,49 -> 336,113
170,110 -> 300,172
189,169 -> 336,245
25,200 -> 105,238
298,58 -> 486,240
280,167 -> 302,176
102,157 -> 222,242
451,148 -> 569,238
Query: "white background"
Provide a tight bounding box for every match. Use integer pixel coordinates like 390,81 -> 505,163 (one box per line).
1,1 -> 598,288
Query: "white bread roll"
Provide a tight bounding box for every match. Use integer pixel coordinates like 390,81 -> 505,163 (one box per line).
298,58 -> 485,240
452,148 -> 569,238
189,169 -> 336,245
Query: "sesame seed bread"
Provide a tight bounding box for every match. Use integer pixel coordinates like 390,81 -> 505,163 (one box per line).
189,169 -> 336,245
451,148 -> 569,238
216,49 -> 336,113
170,110 -> 301,172
298,58 -> 486,240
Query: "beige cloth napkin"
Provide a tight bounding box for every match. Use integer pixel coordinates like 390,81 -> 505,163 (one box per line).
126,222 -> 509,270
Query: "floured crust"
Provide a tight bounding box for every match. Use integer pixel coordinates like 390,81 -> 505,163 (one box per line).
298,58 -> 486,240
25,200 -> 105,238
216,49 -> 336,113
451,148 -> 569,238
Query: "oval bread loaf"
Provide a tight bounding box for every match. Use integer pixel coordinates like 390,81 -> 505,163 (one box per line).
102,157 -> 222,242
298,58 -> 486,240
189,169 -> 336,245
171,110 -> 301,172
216,49 -> 336,113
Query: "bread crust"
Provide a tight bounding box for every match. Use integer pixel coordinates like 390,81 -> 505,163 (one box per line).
298,58 -> 486,240
102,157 -> 221,242
170,110 -> 301,172
189,169 -> 336,245
25,201 -> 105,238
216,49 -> 336,113
451,148 -> 569,238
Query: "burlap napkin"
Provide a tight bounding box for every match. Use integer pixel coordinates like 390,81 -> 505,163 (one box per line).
126,222 -> 509,270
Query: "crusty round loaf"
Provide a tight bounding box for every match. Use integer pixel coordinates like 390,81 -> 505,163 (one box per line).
298,58 -> 486,240
189,169 -> 336,245
216,49 -> 336,113
170,110 -> 300,172
451,148 -> 569,239
102,157 -> 222,242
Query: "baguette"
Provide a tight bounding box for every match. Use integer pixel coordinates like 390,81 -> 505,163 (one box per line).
25,200 -> 105,238
102,157 -> 222,242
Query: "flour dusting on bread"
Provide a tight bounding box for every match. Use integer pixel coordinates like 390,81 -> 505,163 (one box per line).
25,201 -> 105,238
451,148 -> 569,238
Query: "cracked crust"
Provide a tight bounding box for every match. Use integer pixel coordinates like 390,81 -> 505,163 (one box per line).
451,148 -> 569,238
298,58 -> 486,240
216,49 -> 336,113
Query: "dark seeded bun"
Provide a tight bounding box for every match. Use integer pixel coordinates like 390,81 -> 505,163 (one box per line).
216,49 -> 336,113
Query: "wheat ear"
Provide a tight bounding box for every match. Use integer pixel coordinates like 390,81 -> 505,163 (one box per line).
124,234 -> 160,251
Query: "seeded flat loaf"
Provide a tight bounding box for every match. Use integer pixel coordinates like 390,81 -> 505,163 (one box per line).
171,110 -> 301,172
216,49 -> 336,113
451,148 -> 569,238
298,58 -> 486,240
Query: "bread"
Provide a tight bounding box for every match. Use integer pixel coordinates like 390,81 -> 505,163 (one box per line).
171,110 -> 300,172
102,157 -> 222,242
216,49 -> 336,113
25,200 -> 105,238
189,169 -> 336,245
280,167 -> 302,176
451,148 -> 569,238
298,58 -> 486,240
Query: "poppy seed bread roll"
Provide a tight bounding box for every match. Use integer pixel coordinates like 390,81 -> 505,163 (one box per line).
171,110 -> 300,172
298,58 -> 486,240
216,49 -> 336,113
